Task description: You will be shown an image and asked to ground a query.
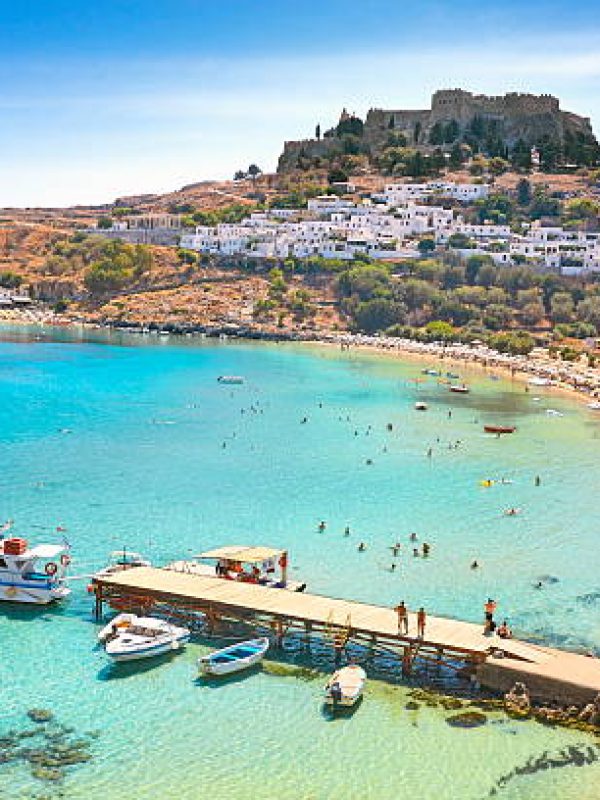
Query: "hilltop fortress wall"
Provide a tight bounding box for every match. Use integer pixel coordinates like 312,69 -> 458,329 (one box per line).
278,89 -> 595,172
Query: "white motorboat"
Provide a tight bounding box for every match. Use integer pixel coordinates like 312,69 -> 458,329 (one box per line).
414,402 -> 428,411
528,376 -> 550,387
102,615 -> 190,662
587,401 -> 600,411
0,537 -> 71,604
198,637 -> 269,676
95,549 -> 151,579
324,665 -> 366,708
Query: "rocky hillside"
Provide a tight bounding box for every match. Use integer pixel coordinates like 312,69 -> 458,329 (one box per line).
278,89 -> 599,176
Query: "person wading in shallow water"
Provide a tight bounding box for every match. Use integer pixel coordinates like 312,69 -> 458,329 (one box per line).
417,607 -> 426,637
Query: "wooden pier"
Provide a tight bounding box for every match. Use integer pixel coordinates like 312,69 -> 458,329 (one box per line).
92,567 -> 600,704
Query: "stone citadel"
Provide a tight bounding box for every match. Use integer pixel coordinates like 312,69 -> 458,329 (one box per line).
278,89 -> 597,172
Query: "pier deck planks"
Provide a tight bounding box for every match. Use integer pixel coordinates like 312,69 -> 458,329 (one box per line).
93,567 -> 600,700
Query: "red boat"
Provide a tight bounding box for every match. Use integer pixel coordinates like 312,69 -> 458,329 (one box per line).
484,425 -> 516,434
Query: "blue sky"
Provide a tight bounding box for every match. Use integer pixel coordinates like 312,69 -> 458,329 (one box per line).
1,1 -> 599,207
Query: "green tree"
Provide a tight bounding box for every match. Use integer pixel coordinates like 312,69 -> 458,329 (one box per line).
550,292 -> 575,323
417,238 -> 436,254
0,270 -> 23,289
516,178 -> 532,206
97,217 -> 113,229
577,295 -> 600,331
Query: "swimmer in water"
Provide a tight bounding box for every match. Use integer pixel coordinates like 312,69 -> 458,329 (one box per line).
358,542 -> 366,552
344,526 -> 351,536
410,532 -> 418,542
471,560 -> 479,569
413,548 -> 419,557
318,521 -> 326,532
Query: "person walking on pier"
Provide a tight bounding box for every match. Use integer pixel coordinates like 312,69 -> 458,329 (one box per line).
484,598 -> 497,634
395,601 -> 408,635
417,607 -> 426,638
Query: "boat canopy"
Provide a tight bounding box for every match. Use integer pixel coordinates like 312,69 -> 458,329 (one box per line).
196,545 -> 284,564
27,544 -> 67,559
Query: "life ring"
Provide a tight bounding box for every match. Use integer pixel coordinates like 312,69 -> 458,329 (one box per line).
45,562 -> 58,576
60,554 -> 71,567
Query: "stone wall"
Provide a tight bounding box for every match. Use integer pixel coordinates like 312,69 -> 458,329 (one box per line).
277,88 -> 597,172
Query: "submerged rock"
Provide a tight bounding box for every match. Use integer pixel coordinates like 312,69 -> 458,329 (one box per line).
27,709 -> 53,724
446,711 -> 488,728
262,662 -> 320,681
405,701 -> 420,711
504,682 -> 531,718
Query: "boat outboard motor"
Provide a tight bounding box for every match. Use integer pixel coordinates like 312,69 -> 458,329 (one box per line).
330,681 -> 342,704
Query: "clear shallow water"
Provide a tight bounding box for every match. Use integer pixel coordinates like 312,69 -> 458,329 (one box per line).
1,325 -> 599,799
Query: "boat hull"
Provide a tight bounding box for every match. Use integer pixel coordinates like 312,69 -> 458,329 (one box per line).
484,426 -> 516,434
0,581 -> 70,604
324,665 -> 366,708
198,637 -> 269,676
106,632 -> 190,662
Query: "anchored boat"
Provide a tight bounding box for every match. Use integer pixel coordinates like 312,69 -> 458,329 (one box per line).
0,537 -> 71,604
217,375 -> 244,385
449,384 -> 470,394
100,614 -> 190,662
95,549 -> 151,579
198,637 -> 269,676
484,425 -> 516,434
324,665 -> 366,708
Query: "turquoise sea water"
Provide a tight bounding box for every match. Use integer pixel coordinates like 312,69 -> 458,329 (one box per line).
1,324 -> 599,799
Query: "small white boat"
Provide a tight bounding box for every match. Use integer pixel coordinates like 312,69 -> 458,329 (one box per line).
414,402 -> 428,411
528,376 -> 550,387
449,384 -> 470,394
95,549 -> 151,579
325,665 -> 366,708
102,615 -> 190,662
0,537 -> 71,605
217,375 -> 244,385
587,401 -> 600,411
97,612 -> 137,643
198,637 -> 269,676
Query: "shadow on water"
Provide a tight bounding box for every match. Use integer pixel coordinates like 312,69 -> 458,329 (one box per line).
320,695 -> 363,722
0,601 -> 67,623
96,651 -> 182,681
194,663 -> 263,689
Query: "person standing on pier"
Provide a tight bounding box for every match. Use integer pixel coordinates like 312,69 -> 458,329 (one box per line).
395,601 -> 408,635
484,598 -> 497,634
417,607 -> 426,638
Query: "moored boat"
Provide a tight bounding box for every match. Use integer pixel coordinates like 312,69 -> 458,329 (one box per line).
198,637 -> 269,676
324,664 -> 366,708
102,615 -> 190,662
95,549 -> 151,579
0,537 -> 71,604
449,384 -> 470,394
484,425 -> 516,434
414,401 -> 428,411
217,375 -> 244,385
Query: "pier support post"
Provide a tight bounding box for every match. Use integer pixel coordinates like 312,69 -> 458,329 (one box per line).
402,646 -> 413,677
304,621 -> 312,650
275,619 -> 284,648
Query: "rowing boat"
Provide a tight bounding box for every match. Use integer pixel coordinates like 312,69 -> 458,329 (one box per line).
198,637 -> 269,676
324,665 -> 366,708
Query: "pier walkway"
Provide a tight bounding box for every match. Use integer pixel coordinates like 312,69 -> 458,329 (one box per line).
92,567 -> 600,704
